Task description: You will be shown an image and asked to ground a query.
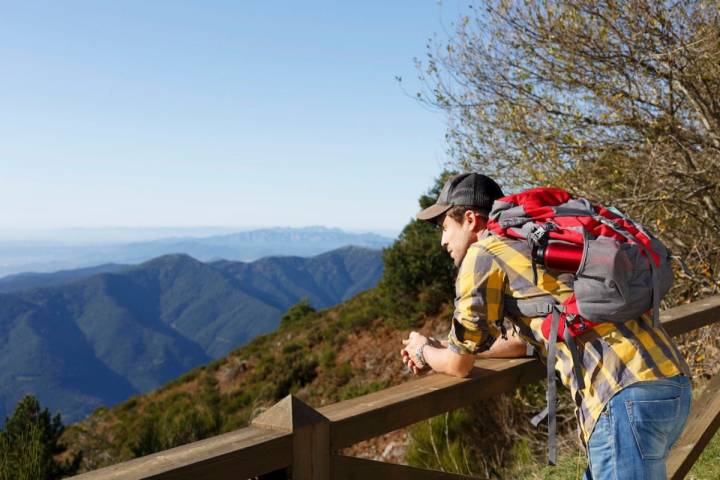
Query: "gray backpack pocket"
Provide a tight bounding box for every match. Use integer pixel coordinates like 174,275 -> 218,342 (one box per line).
574,237 -> 672,322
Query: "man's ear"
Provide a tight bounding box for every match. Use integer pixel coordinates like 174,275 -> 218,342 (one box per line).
464,210 -> 486,232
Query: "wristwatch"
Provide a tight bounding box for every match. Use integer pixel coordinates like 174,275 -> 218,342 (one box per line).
415,342 -> 428,369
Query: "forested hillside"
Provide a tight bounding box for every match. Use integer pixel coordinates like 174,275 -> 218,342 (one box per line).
0,247 -> 382,425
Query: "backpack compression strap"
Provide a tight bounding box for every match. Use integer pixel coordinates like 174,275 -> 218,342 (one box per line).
546,305 -> 561,466
535,303 -> 586,466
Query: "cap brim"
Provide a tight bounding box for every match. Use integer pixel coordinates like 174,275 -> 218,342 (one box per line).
416,203 -> 452,222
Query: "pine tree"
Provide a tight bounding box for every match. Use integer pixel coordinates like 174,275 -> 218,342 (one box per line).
0,396 -> 81,480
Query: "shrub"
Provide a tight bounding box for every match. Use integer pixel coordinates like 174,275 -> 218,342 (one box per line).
282,342 -> 304,355
319,346 -> 336,368
280,299 -> 317,328
272,350 -> 319,400
336,296 -> 381,331
334,361 -> 352,387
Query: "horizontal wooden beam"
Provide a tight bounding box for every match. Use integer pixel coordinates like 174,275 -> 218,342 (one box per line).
321,357 -> 543,450
668,372 -> 720,480
659,295 -> 720,337
70,427 -> 292,480
332,455 -> 480,480
321,295 -> 720,449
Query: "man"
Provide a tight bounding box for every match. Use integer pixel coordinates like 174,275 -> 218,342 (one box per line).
401,172 -> 692,479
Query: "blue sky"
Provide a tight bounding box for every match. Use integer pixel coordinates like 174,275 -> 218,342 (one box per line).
0,1 -> 466,237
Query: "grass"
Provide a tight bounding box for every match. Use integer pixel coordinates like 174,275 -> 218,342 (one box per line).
687,429 -> 720,480
516,453 -> 587,480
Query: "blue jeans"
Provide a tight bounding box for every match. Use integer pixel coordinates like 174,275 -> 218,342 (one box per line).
584,375 -> 692,480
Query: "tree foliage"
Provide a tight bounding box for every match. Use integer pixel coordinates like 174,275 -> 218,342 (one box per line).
0,395 -> 81,480
378,171 -> 457,326
416,0 -> 720,303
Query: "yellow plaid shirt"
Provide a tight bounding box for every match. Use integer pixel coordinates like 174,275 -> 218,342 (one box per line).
447,231 -> 690,443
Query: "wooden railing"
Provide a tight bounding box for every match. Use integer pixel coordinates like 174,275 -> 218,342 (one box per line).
71,296 -> 720,480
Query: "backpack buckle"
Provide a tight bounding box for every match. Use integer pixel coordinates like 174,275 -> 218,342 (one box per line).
528,222 -> 556,247
564,313 -> 588,332
596,215 -> 621,230
535,303 -> 559,315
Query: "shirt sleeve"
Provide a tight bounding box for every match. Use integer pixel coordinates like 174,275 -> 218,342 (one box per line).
447,245 -> 506,355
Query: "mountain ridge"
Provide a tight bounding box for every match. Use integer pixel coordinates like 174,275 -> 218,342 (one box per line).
0,226 -> 394,277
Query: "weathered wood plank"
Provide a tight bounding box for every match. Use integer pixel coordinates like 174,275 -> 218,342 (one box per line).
295,419 -> 330,480
332,455 -> 481,480
321,357 -> 544,450
70,427 -> 292,480
668,373 -> 720,480
660,296 -> 720,337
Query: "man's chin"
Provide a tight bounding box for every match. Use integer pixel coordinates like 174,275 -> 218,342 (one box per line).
452,251 -> 468,267
446,249 -> 465,267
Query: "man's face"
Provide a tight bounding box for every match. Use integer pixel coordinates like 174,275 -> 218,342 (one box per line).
439,213 -> 478,267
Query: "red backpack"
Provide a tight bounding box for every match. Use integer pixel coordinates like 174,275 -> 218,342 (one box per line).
486,187 -> 675,464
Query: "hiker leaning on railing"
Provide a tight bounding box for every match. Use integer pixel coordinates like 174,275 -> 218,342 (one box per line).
401,172 -> 692,480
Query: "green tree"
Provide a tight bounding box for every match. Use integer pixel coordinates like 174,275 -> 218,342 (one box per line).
415,0 -> 720,304
0,395 -> 81,480
378,171 -> 457,327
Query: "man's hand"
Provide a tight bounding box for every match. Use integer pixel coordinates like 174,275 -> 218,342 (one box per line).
401,331 -> 429,375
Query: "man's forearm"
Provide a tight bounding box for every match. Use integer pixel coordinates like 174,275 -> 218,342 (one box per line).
422,344 -> 475,377
421,334 -> 528,377
402,330 -> 527,378
477,333 -> 528,358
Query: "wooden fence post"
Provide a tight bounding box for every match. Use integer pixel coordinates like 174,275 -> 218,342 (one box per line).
252,395 -> 330,480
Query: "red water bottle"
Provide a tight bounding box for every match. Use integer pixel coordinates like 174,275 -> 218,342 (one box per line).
534,242 -> 584,273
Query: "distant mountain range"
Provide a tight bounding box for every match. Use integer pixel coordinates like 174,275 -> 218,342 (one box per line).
0,226 -> 394,277
0,263 -> 128,293
0,246 -> 384,423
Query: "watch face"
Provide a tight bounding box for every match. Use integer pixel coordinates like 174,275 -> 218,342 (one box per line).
415,344 -> 427,368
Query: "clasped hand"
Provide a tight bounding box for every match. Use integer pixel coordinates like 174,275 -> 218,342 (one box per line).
401,331 -> 429,375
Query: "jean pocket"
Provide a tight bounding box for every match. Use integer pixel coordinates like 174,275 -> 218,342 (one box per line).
625,397 -> 680,460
